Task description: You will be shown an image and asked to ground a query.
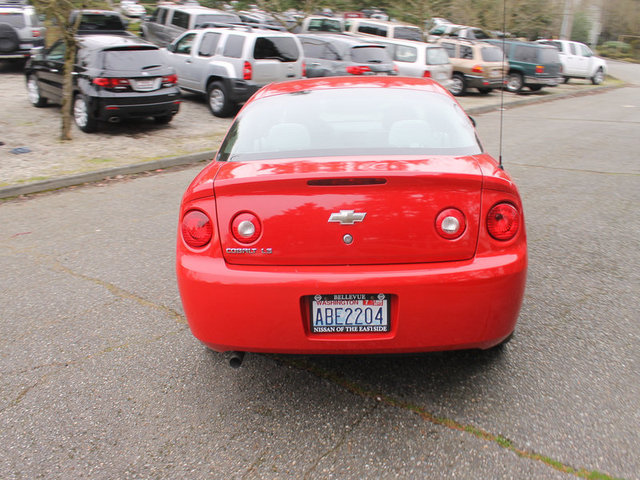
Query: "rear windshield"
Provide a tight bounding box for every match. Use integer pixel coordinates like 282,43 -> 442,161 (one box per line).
78,14 -> 125,31
393,27 -> 423,41
393,45 -> 417,62
426,47 -> 449,65
253,37 -> 299,62
350,45 -> 390,63
481,46 -> 503,62
218,88 -> 481,161
538,47 -> 560,63
0,12 -> 25,28
100,47 -> 164,69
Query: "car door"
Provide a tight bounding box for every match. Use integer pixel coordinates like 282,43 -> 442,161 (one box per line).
563,41 -> 584,76
145,7 -> 168,46
166,32 -> 199,90
36,40 -> 65,102
189,31 -> 222,91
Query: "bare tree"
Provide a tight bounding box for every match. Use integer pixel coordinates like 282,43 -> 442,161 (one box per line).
30,0 -> 85,140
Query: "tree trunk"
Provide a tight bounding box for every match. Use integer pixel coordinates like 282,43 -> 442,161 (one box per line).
60,43 -> 77,141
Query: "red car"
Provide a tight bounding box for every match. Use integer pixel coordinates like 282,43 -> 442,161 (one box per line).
176,76 -> 527,360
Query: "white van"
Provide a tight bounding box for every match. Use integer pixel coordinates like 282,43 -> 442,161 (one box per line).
345,18 -> 424,42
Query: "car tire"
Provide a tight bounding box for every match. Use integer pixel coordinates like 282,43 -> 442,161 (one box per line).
591,67 -> 604,85
154,114 -> 173,124
73,94 -> 98,133
477,87 -> 491,95
563,76 -> 570,84
506,72 -> 523,93
529,85 -> 542,92
206,81 -> 235,118
0,23 -> 19,54
26,75 -> 47,107
449,73 -> 466,96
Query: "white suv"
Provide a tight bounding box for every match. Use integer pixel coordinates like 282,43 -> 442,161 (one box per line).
536,39 -> 607,85
164,25 -> 303,117
0,1 -> 45,61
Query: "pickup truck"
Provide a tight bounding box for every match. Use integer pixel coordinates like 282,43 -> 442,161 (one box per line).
163,26 -> 303,117
536,39 -> 607,85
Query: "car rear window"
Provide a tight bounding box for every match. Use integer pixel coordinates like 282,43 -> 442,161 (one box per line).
253,37 -> 299,62
78,14 -> 125,31
0,12 -> 25,28
100,47 -> 164,70
393,27 -> 423,42
392,45 -> 417,62
538,47 -> 560,64
218,88 -> 481,162
195,13 -> 240,27
481,46 -> 503,62
426,47 -> 449,65
350,45 -> 390,63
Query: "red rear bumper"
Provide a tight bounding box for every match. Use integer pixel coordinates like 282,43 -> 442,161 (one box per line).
176,247 -> 527,354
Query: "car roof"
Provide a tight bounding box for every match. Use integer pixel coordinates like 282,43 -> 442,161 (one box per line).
77,34 -> 157,50
252,76 -> 449,102
196,25 -> 295,37
298,33 -> 386,48
486,38 -> 555,48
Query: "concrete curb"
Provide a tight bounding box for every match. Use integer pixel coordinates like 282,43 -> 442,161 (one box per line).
0,81 -> 624,200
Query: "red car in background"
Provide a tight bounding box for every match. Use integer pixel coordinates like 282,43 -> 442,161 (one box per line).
176,76 -> 527,360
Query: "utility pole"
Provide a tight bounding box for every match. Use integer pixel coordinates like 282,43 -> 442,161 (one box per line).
559,0 -> 574,39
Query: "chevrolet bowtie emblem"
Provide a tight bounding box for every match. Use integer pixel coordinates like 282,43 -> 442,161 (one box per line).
328,210 -> 366,225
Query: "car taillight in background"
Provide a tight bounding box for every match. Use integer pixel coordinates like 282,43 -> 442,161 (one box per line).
535,65 -> 544,74
92,77 -> 131,90
346,65 -> 371,75
471,65 -> 483,74
302,62 -> 306,77
182,210 -> 212,248
487,203 -> 520,241
162,74 -> 177,87
231,212 -> 261,244
243,61 -> 252,81
423,70 -> 431,78
32,29 -> 41,37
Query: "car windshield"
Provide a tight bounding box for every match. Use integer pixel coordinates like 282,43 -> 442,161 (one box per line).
100,47 -> 164,69
393,26 -> 423,41
481,46 -> 503,62
350,45 -> 390,63
0,12 -> 26,28
426,47 -> 449,64
218,87 -> 481,162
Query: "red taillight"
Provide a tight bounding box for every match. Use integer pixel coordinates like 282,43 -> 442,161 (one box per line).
92,77 -> 130,90
231,212 -> 261,244
302,62 -> 306,77
471,65 -> 483,74
436,208 -> 466,239
243,61 -> 252,80
182,210 -> 212,248
162,74 -> 177,86
346,65 -> 371,75
32,29 -> 41,37
535,65 -> 544,74
423,69 -> 431,78
487,203 -> 520,241
393,64 -> 399,74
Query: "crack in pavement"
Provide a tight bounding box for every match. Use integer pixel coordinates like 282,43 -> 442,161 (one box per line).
276,356 -> 625,480
507,162 -> 639,176
302,402 -> 379,480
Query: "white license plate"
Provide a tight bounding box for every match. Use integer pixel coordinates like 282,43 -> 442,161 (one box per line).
310,294 -> 390,333
131,79 -> 158,91
490,70 -> 501,78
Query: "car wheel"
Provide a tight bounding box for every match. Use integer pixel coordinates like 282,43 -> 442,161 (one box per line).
563,76 -> 570,84
477,87 -> 491,95
529,85 -> 542,92
206,81 -> 235,117
449,73 -> 466,96
73,94 -> 98,133
0,23 -> 19,54
26,75 -> 47,107
506,72 -> 523,93
154,114 -> 173,124
591,67 -> 604,85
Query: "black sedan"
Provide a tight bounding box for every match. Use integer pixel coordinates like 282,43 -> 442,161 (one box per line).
25,34 -> 181,132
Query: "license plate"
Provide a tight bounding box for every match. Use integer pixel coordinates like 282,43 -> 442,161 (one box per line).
310,294 -> 390,334
490,70 -> 501,78
131,79 -> 158,91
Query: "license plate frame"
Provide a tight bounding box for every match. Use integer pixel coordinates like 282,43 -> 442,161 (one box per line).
309,294 -> 390,334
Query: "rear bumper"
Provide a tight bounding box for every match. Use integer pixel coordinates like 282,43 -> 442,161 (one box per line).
524,75 -> 561,86
227,79 -> 261,104
465,74 -> 505,90
177,248 -> 527,354
95,97 -> 181,121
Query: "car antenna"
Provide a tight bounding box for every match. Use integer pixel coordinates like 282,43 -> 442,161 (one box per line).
498,0 -> 507,170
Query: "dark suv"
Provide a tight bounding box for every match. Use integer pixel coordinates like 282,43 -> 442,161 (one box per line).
0,1 -> 45,61
485,39 -> 562,93
25,34 -> 181,132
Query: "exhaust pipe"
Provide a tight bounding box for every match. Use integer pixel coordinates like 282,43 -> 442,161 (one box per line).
108,116 -> 121,123
229,351 -> 245,368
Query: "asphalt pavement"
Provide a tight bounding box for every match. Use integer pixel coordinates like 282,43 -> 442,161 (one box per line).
0,61 -> 638,479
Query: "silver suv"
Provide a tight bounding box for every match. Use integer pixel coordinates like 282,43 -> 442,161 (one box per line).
164,25 -> 303,117
0,1 -> 45,61
141,5 -> 240,47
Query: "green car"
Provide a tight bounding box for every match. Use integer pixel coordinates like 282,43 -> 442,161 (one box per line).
485,39 -> 562,93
